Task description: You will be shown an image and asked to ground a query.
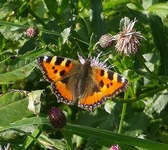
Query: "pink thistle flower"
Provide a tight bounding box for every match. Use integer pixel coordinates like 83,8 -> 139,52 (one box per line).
109,144 -> 121,150
26,27 -> 39,38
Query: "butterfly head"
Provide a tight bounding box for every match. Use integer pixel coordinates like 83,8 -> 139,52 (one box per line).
77,52 -> 108,69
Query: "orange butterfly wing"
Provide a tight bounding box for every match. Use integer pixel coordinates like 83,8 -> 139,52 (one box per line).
37,56 -> 77,104
78,68 -> 129,111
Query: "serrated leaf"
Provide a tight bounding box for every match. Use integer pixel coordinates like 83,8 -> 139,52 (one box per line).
0,58 -> 35,84
0,91 -> 33,126
153,89 -> 168,114
0,26 -> 23,41
0,48 -> 46,84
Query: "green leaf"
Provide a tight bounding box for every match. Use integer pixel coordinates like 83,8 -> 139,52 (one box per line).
148,14 -> 168,76
103,0 -> 142,9
23,128 -> 42,149
148,3 -> 168,19
39,133 -> 66,150
90,0 -> 107,38
0,117 -> 50,132
0,26 -> 23,41
43,0 -> 59,20
124,112 -> 150,136
65,124 -> 168,150
0,57 -> 35,84
0,91 -> 33,126
0,48 -> 46,84
153,89 -> 168,114
73,110 -> 108,127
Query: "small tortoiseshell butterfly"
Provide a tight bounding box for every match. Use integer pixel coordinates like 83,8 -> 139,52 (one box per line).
37,54 -> 129,111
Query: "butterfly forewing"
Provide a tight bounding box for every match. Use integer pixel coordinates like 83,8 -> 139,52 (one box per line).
37,56 -> 78,104
37,56 -> 74,82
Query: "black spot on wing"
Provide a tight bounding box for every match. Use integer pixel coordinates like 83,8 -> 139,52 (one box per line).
60,70 -> 65,76
54,69 -> 58,74
99,80 -> 104,87
100,70 -> 104,76
108,71 -> 113,80
117,75 -> 122,83
55,57 -> 65,65
65,60 -> 71,67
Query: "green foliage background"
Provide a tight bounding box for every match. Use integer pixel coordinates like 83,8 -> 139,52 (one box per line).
0,0 -> 168,149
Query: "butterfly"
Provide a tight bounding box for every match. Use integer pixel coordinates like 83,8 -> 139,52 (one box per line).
37,54 -> 129,111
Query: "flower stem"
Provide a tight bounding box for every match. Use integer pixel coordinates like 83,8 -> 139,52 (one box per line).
118,103 -> 127,134
118,92 -> 128,133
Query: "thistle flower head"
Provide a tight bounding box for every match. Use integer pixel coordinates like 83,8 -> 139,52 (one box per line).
109,144 -> 121,150
114,17 -> 145,56
49,107 -> 66,129
78,52 -> 108,69
26,27 -> 39,38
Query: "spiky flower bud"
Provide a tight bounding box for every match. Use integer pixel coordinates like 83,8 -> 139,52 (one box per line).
98,34 -> 114,49
26,27 -> 39,38
49,107 -> 66,129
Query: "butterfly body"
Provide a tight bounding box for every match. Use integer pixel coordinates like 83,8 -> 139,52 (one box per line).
37,55 -> 129,111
